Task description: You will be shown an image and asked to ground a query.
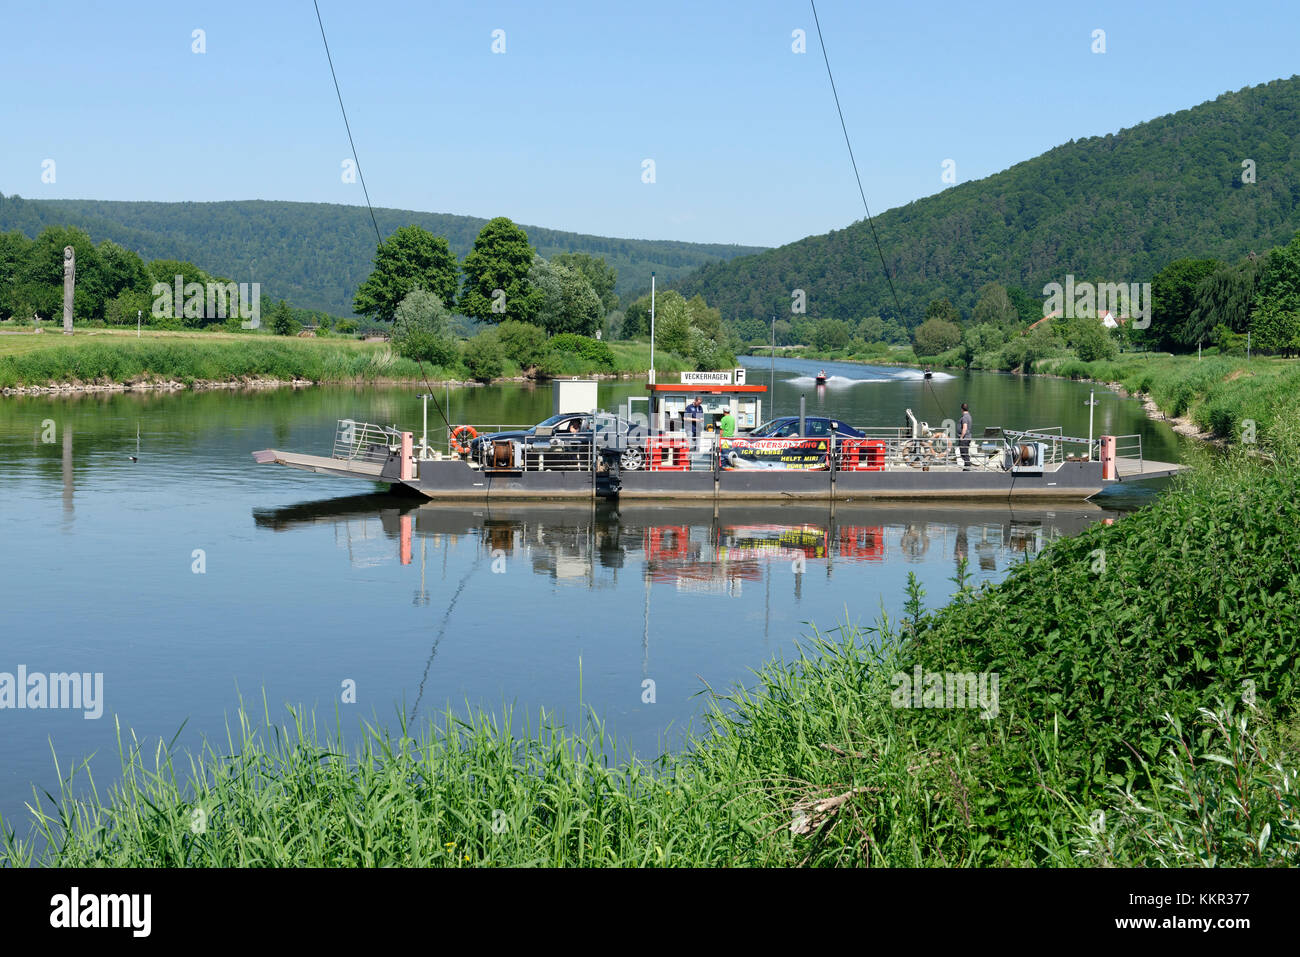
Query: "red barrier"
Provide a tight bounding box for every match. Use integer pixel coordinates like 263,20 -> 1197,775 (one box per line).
838,525 -> 885,560
649,437 -> 689,471
839,439 -> 886,471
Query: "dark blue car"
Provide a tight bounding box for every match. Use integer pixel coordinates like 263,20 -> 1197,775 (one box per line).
746,416 -> 866,438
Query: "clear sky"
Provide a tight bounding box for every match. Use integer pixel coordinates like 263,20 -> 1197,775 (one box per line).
2,0 -> 1296,248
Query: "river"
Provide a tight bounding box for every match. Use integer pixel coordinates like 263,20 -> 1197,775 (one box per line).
0,358 -> 1183,833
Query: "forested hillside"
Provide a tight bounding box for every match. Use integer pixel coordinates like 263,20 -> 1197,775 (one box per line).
0,195 -> 763,316
674,76 -> 1300,326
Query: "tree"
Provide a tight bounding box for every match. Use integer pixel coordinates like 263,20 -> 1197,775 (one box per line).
463,329 -> 505,380
1251,301 -> 1300,357
552,252 -> 618,313
270,299 -> 296,336
0,229 -> 33,318
496,320 -> 550,369
913,317 -> 962,356
97,240 -> 150,302
812,318 -> 852,352
105,289 -> 152,326
684,294 -> 723,340
1005,286 -> 1042,325
924,298 -> 961,325
1187,257 -> 1261,343
353,225 -> 458,323
1068,317 -> 1118,362
622,297 -> 649,338
1251,233 -> 1300,356
392,288 -> 451,341
651,290 -> 690,355
958,323 -> 1007,366
530,257 -> 602,336
21,226 -> 105,322
458,217 -> 538,324
856,315 -> 886,343
972,282 -> 1018,326
1148,257 -> 1221,351
391,289 -> 456,363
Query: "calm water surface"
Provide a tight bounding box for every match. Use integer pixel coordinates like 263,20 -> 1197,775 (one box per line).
0,359 -> 1183,831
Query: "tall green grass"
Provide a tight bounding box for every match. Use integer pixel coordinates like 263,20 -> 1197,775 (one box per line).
0,335 -> 682,389
1039,353 -> 1300,445
0,339 -> 438,388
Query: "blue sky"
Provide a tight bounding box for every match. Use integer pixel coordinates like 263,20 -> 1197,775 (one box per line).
2,0 -> 1296,248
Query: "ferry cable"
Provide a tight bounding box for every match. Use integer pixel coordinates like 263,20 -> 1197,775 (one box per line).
409,552 -> 485,721
809,0 -> 905,324
314,0 -> 382,246
417,360 -> 456,435
312,3 -> 459,437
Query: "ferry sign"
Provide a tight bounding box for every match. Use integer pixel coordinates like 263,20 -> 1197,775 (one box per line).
680,371 -> 733,385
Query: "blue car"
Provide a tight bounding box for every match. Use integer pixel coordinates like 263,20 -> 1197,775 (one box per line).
746,416 -> 866,438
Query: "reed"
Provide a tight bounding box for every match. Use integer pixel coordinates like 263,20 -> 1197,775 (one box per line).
0,332 -> 685,390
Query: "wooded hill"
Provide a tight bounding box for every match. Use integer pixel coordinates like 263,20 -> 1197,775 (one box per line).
672,76 -> 1300,326
0,194 -> 764,317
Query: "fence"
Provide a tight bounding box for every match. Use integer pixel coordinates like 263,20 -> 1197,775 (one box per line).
333,419 -> 402,464
443,421 -> 1111,475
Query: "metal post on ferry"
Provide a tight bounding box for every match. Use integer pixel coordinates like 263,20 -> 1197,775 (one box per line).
417,393 -> 431,459
1088,389 -> 1095,460
649,271 -> 656,386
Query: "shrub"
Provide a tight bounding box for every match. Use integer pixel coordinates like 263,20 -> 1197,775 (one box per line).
496,321 -> 550,369
549,333 -> 614,371
1073,321 -> 1118,363
396,329 -> 458,367
335,318 -> 358,335
913,318 -> 962,357
463,331 -> 505,380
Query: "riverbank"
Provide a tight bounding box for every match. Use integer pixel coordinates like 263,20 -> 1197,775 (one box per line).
768,348 -> 1298,447
0,329 -> 688,395
1031,353 -> 1300,447
4,410 -> 1296,866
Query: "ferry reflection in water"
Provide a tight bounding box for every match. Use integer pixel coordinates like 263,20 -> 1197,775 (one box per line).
252,495 -> 1120,751
254,496 -> 1116,591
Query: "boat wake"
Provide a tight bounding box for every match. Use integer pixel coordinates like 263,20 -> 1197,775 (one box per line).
788,374 -> 889,386
894,369 -> 956,381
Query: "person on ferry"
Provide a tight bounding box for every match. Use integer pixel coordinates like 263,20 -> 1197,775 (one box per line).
684,396 -> 704,447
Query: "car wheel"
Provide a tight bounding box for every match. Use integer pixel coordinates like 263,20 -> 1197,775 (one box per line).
620,447 -> 644,471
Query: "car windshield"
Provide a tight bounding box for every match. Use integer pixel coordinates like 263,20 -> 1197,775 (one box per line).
748,419 -> 789,437
528,414 -> 572,432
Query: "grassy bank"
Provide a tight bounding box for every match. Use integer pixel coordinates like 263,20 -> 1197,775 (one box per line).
1032,353 -> 1300,445
4,414 -> 1297,866
0,330 -> 688,390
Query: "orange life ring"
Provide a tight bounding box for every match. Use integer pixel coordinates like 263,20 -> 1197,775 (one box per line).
450,425 -> 478,455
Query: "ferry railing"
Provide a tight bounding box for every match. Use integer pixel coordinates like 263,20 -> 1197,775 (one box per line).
452,426 -> 1115,474
1113,434 -> 1144,470
442,424 -> 534,456
333,419 -> 402,464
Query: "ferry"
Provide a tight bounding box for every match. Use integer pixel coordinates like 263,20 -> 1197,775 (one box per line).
253,372 -> 1183,502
